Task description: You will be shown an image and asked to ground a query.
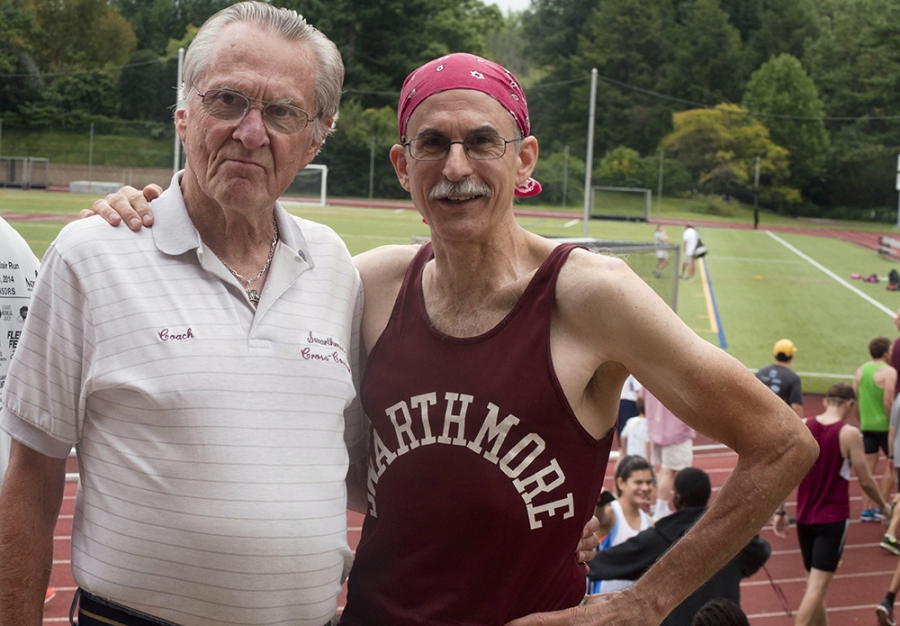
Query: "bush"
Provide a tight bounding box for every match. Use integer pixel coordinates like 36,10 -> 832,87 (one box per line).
523,150 -> 585,207
691,195 -> 741,217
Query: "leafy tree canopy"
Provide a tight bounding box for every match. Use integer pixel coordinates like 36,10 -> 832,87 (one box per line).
742,53 -> 829,188
661,104 -> 799,206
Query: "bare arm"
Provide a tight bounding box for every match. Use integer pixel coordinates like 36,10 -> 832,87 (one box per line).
883,368 -> 898,416
508,252 -> 818,626
0,441 -> 67,625
79,184 -> 160,229
791,402 -> 804,418
844,424 -> 889,513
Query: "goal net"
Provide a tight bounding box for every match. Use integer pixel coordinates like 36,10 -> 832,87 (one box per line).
591,186 -> 651,222
549,237 -> 681,312
282,164 -> 327,206
1,156 -> 49,189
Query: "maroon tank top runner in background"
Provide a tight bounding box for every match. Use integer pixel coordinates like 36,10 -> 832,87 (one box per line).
341,242 -> 614,625
797,418 -> 850,525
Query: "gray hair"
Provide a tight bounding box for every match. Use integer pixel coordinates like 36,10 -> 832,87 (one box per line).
178,1 -> 343,143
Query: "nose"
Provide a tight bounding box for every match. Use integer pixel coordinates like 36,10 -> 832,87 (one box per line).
232,106 -> 269,149
441,141 -> 473,181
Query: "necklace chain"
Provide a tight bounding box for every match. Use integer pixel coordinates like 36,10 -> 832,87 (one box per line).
216,216 -> 279,305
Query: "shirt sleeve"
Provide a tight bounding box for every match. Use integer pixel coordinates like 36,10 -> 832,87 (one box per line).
343,273 -> 369,464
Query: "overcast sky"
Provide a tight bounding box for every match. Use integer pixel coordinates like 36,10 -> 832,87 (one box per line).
490,0 -> 532,15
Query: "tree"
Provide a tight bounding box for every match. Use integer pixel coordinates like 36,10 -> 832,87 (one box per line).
30,0 -> 137,71
0,0 -> 36,74
556,0 -> 675,156
114,0 -> 233,53
597,146 -> 646,188
658,0 -> 746,105
298,0 -> 503,110
521,0 -> 599,67
742,53 -> 829,189
718,0 -> 762,43
801,0 -> 900,208
661,104 -> 799,207
316,100 -> 404,199
118,49 -> 178,121
46,71 -> 119,118
525,149 -> 585,208
749,0 -> 818,70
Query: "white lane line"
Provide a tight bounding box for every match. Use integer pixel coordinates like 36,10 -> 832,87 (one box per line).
766,231 -> 895,317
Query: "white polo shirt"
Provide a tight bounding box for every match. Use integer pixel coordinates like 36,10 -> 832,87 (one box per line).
1,175 -> 365,626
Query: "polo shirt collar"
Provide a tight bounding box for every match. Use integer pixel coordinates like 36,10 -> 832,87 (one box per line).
151,171 -> 316,269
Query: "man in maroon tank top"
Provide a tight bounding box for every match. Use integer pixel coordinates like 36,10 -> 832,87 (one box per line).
346,54 -> 816,626
772,383 -> 888,626
92,52 -> 818,626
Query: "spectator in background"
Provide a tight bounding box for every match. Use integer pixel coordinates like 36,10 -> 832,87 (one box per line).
653,224 -> 669,278
692,599 -> 751,626
854,337 -> 898,522
643,387 -> 695,518
774,382 -> 890,626
682,224 -> 700,279
0,217 -> 40,486
617,374 -> 642,446
756,339 -> 804,418
620,396 -> 650,461
0,217 -> 53,606
588,468 -> 769,625
590,455 -> 655,594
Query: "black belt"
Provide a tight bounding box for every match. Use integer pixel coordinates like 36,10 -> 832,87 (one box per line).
71,590 -> 180,626
70,588 -> 337,626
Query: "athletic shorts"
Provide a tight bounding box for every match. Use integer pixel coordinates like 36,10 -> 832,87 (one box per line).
796,520 -> 848,572
862,430 -> 890,456
655,250 -> 669,260
651,440 -> 693,471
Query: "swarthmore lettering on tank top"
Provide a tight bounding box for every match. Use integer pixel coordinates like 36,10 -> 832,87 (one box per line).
368,392 -> 573,529
342,243 -> 614,626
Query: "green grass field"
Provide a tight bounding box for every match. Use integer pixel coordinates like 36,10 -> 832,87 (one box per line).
3,187 -> 899,393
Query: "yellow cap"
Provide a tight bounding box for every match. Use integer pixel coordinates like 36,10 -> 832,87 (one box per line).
773,339 -> 796,358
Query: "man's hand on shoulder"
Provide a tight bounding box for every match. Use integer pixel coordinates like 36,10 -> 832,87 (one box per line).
78,184 -> 161,230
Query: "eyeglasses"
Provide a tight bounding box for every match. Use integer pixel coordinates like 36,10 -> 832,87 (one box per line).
403,134 -> 519,161
194,87 -> 314,135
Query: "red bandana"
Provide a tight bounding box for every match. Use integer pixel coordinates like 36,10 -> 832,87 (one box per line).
398,53 -> 541,198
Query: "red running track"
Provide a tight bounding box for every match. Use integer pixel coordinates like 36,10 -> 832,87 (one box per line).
43,404 -> 895,625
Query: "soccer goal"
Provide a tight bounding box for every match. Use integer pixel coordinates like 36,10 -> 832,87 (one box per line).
548,237 -> 681,312
1,156 -> 49,189
591,186 -> 651,222
283,163 -> 328,206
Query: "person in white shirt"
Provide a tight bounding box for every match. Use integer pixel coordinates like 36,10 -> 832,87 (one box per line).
682,225 -> 700,279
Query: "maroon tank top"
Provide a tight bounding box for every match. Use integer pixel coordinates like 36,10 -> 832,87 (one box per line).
341,243 -> 613,625
796,418 -> 849,525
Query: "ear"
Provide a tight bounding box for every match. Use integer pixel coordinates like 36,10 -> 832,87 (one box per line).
516,135 -> 538,186
390,143 -> 411,192
298,116 -> 333,167
175,108 -> 188,142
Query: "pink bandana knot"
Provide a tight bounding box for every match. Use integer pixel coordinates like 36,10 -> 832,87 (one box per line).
398,53 -> 541,198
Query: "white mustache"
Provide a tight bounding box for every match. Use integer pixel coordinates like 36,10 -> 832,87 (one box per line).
428,179 -> 492,201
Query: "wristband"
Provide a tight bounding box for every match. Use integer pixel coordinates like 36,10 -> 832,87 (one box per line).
775,510 -> 787,517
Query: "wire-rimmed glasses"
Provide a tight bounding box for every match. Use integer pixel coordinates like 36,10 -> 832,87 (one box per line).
194,87 -> 314,135
403,134 -> 519,161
